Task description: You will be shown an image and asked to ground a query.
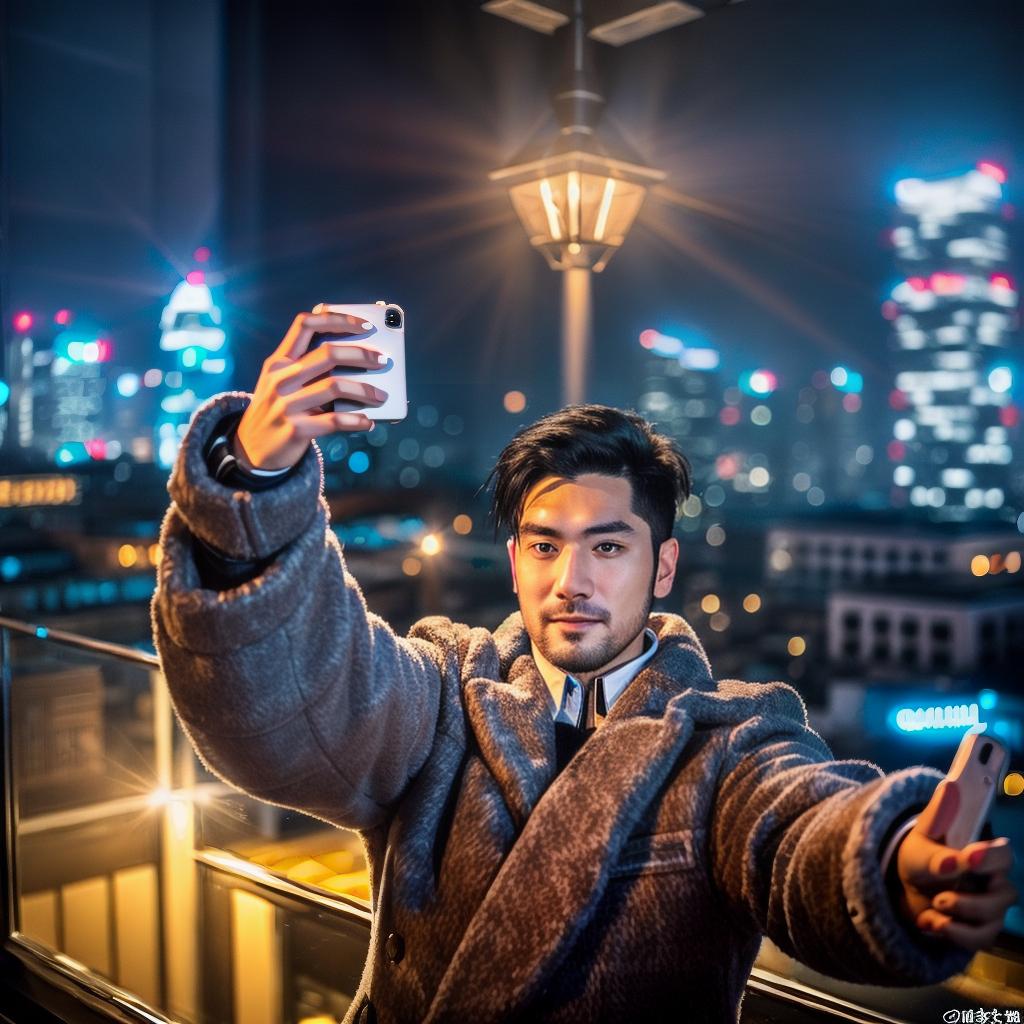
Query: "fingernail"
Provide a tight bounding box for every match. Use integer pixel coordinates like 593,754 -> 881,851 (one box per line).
373,387 -> 387,401
969,849 -> 986,869
377,354 -> 389,365
368,421 -> 375,432
362,321 -> 373,331
940,856 -> 958,874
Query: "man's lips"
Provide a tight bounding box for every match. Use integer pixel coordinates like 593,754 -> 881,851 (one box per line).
549,616 -> 603,624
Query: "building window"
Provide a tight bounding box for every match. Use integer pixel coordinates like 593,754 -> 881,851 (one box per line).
900,646 -> 918,667
900,618 -> 920,638
932,650 -> 952,672
979,618 -> 997,642
872,642 -> 891,662
873,615 -> 891,634
931,620 -> 951,642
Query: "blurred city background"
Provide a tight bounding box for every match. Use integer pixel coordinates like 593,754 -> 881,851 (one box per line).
1,2 -> 1023,1018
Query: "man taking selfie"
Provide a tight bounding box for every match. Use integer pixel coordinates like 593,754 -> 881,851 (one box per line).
152,310 -> 1016,1023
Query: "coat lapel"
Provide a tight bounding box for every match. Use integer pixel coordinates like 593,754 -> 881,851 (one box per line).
426,613 -> 715,1023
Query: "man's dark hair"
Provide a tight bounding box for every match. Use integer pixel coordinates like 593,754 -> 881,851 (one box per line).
484,404 -> 692,557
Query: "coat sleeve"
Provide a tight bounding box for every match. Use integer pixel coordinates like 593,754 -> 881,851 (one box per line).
150,391 -> 445,832
707,679 -> 974,987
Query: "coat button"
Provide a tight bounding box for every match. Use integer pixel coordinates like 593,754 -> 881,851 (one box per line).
385,931 -> 405,964
356,997 -> 377,1024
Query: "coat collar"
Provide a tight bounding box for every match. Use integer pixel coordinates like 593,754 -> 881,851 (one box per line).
463,611 -> 715,829
428,612 -> 716,1022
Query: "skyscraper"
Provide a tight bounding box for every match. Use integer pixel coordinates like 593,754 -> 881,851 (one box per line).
885,162 -> 1019,521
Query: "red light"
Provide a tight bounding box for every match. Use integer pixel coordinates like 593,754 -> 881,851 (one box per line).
84,439 -> 107,460
719,406 -> 741,427
715,454 -> 739,479
13,311 -> 33,332
990,273 -> 1015,291
639,329 -> 658,349
193,246 -> 211,263
186,270 -> 205,286
977,161 -> 1007,184
881,300 -> 900,321
887,440 -> 906,462
930,272 -> 965,295
95,339 -> 114,362
889,389 -> 908,411
1000,405 -> 1020,428
906,277 -> 928,292
842,394 -> 861,413
54,309 -> 73,326
811,370 -> 829,389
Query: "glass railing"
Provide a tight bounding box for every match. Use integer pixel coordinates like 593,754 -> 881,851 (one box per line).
2,613 -> 1022,1024
1,615 -> 372,1024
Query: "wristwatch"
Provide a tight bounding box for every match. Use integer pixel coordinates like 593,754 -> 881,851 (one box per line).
204,411 -> 298,492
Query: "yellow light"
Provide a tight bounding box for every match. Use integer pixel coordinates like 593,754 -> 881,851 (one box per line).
567,170 -> 581,239
1005,551 -> 1021,573
453,514 -> 472,535
787,636 -> 806,657
118,544 -> 138,568
709,612 -> 730,632
148,543 -> 161,566
420,533 -> 441,556
402,557 -> 422,577
701,594 -> 720,614
769,549 -> 792,572
567,242 -> 582,255
742,593 -> 761,613
1004,772 -> 1024,797
503,390 -> 526,414
593,177 -> 616,241
539,178 -> 562,241
970,555 -> 990,577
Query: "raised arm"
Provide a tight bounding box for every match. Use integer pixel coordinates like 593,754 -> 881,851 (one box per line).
151,313 -> 444,832
708,679 -> 974,987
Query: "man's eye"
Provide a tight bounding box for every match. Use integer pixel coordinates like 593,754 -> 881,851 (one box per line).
596,543 -> 623,554
532,542 -> 556,554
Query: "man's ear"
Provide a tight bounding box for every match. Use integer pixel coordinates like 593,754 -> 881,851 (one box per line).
653,537 -> 679,599
506,536 -> 519,595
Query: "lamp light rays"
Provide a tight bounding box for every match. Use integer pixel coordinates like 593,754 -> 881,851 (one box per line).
637,203 -> 886,380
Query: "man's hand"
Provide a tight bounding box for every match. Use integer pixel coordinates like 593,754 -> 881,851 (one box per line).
235,311 -> 390,472
895,779 -> 1017,951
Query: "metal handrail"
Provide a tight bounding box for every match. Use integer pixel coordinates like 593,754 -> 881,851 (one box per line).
0,615 -> 159,668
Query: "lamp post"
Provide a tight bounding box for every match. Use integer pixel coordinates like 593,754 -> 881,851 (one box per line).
490,1 -> 665,405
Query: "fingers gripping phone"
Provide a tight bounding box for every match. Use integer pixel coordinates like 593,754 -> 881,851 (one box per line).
943,731 -> 1008,891
311,300 -> 408,423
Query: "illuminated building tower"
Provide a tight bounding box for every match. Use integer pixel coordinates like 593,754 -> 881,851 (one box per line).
711,368 -> 784,510
885,162 -> 1019,521
635,329 -> 722,494
787,366 -> 876,511
5,313 -> 36,453
155,260 -> 231,469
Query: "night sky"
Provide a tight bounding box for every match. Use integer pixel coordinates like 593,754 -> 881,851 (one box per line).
6,0 -> 1022,478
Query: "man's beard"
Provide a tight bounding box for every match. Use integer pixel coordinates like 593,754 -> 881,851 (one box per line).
533,585 -> 655,676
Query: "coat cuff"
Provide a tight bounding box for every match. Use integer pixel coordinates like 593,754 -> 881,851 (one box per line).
167,391 -> 323,561
842,766 -> 975,985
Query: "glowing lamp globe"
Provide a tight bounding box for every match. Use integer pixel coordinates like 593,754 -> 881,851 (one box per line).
490,151 -> 663,272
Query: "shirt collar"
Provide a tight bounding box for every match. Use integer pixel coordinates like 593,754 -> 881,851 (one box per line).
553,626 -> 659,725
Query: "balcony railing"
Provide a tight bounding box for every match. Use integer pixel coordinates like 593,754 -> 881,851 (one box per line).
1,614 -> 1020,1023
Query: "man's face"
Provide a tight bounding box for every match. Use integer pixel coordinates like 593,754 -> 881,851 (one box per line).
506,473 -> 678,678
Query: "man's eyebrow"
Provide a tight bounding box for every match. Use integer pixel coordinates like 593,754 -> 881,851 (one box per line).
518,520 -> 636,538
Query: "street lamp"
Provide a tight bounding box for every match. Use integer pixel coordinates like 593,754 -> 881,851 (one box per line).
489,1 -> 665,405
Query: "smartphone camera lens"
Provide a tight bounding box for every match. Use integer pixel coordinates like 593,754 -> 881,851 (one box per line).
385,307 -> 402,329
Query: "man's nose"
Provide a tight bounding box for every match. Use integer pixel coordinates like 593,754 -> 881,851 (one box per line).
554,546 -> 593,600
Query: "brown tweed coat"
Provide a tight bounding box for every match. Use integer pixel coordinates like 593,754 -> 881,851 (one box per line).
152,393 -> 972,1023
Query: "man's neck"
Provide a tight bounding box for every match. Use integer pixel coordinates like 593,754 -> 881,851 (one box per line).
531,627 -> 650,711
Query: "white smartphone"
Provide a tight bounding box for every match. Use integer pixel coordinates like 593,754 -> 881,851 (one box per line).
311,301 -> 408,423
942,730 -> 1008,894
